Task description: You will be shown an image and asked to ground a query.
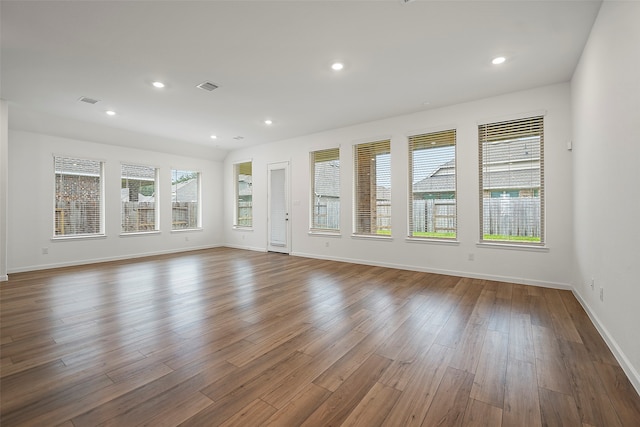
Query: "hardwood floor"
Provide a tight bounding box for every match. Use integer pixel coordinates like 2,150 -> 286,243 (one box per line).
1,247 -> 639,426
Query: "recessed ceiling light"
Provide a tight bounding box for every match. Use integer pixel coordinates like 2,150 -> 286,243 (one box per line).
331,62 -> 344,71
105,110 -> 116,116
152,81 -> 165,88
210,135 -> 217,139
492,56 -> 506,65
264,119 -> 273,125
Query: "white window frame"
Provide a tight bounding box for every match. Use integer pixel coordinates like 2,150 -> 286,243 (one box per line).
53,155 -> 105,239
479,115 -> 544,246
310,148 -> 340,234
353,139 -> 392,238
171,169 -> 201,231
408,129 -> 457,240
120,163 -> 159,235
234,161 -> 253,228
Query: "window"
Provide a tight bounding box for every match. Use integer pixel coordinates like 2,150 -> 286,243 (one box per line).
171,169 -> 200,230
234,161 -> 252,227
479,116 -> 544,244
121,164 -> 158,233
409,129 -> 457,239
54,156 -> 104,237
311,148 -> 340,232
354,139 -> 391,236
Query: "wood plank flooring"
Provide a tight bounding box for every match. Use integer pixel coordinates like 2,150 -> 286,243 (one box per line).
1,247 -> 639,426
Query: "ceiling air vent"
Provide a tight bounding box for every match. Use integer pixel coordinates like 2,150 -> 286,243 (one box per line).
78,96 -> 100,104
196,81 -> 219,92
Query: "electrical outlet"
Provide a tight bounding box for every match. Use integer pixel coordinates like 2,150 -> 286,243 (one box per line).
41,247 -> 48,255
599,287 -> 604,302
591,278 -> 595,290
468,253 -> 475,261
325,242 -> 329,248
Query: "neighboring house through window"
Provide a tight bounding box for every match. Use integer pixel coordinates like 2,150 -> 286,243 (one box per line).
171,169 -> 200,230
54,155 -> 104,237
354,139 -> 391,236
235,161 -> 252,227
311,148 -> 340,232
479,115 -> 544,244
121,164 -> 158,233
409,129 -> 457,239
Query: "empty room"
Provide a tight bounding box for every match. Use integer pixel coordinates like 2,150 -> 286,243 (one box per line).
1,1 -> 639,426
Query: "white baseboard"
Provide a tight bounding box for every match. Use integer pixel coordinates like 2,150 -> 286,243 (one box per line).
290,251 -> 572,290
0,274 -> 8,282
7,244 -> 223,275
572,290 -> 640,396
224,244 -> 267,253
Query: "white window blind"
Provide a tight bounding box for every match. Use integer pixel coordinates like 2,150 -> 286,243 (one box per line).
479,116 -> 544,244
171,169 -> 200,230
409,129 -> 456,239
235,162 -> 252,227
54,156 -> 103,237
121,164 -> 158,233
354,140 -> 391,236
311,148 -> 340,232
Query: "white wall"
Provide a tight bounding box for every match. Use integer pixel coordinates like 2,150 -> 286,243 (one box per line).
7,130 -> 224,273
571,1 -> 640,392
0,100 -> 8,280
225,83 -> 574,289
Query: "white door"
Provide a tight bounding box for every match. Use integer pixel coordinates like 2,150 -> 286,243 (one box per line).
268,162 -> 290,253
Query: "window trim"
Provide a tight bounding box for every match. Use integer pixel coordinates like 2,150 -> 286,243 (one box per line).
120,162 -> 160,235
478,115 -> 545,246
310,147 -> 341,233
408,128 -> 457,241
171,168 -> 202,231
51,234 -> 107,242
352,138 -> 392,238
233,160 -> 253,229
52,154 -> 105,239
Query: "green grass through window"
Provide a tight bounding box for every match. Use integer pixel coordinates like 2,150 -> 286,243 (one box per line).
412,231 -> 456,239
483,234 -> 540,242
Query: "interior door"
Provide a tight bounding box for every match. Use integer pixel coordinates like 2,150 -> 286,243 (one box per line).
267,162 -> 290,253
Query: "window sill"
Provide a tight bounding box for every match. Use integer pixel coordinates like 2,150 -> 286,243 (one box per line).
351,234 -> 393,241
405,237 -> 459,246
120,231 -> 161,237
308,231 -> 341,237
171,228 -> 203,233
51,234 -> 107,242
476,242 -> 549,252
233,226 -> 254,231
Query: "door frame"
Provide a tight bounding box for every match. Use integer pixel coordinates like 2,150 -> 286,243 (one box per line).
267,161 -> 291,253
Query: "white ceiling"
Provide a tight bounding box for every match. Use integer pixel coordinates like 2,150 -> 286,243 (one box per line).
1,1 -> 601,160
